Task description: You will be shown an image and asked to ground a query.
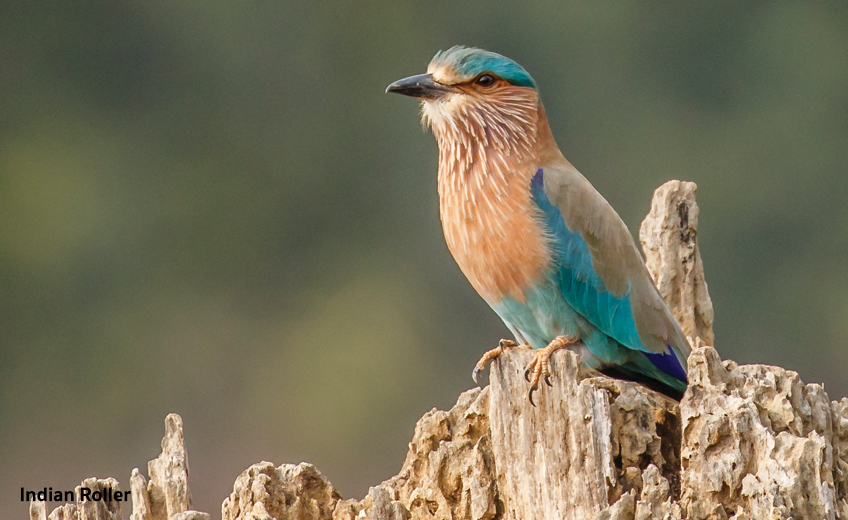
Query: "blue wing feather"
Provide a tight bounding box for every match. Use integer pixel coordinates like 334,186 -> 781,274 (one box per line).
530,169 -> 687,383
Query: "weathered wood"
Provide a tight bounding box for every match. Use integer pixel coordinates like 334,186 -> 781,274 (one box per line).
214,180 -> 848,520
146,414 -> 191,520
216,343 -> 848,519
28,478 -> 123,520
678,347 -> 847,519
29,180 -> 848,520
639,180 -> 714,347
488,349 -> 679,520
221,462 -> 342,520
129,413 -> 210,520
222,389 -> 494,520
30,414 -> 210,520
130,468 -> 154,520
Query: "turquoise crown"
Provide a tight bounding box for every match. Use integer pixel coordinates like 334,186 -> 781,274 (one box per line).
430,46 -> 537,89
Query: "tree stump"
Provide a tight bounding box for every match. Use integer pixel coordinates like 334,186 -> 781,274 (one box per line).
30,181 -> 848,520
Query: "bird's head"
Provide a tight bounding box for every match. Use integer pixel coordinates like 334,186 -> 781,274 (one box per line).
387,47 -> 543,153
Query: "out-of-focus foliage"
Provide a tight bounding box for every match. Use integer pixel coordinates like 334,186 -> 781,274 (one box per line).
2,1 -> 846,515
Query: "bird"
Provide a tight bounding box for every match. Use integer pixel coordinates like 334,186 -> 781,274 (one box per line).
386,46 -> 690,403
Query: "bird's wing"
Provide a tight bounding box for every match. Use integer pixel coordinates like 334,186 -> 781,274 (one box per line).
530,164 -> 690,375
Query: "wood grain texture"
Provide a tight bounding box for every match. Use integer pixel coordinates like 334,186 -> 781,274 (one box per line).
488,348 -> 678,520
639,180 -> 714,347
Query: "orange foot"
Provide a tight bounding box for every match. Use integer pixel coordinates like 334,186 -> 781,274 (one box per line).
524,336 -> 579,406
472,339 -> 529,384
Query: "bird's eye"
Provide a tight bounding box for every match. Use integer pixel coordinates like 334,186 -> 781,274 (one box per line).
476,74 -> 496,87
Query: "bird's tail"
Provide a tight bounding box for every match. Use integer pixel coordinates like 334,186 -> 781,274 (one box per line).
597,361 -> 686,401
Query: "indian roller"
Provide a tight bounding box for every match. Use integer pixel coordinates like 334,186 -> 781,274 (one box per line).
387,47 -> 690,403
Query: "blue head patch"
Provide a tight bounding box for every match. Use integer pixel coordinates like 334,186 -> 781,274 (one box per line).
428,46 -> 537,89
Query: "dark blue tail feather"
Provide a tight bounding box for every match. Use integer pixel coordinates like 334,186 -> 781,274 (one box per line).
644,345 -> 688,383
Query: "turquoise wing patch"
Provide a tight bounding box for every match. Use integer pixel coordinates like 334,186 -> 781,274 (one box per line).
530,168 -> 645,352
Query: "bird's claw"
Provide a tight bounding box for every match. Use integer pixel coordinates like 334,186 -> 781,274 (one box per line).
472,339 -> 522,385
522,336 -> 576,405
525,357 -> 544,407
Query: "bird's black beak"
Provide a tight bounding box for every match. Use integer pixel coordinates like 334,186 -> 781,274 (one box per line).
386,73 -> 457,100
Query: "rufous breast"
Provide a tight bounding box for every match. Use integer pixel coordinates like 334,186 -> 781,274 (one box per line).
438,159 -> 551,304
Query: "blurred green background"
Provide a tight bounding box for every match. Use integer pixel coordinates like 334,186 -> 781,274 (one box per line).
2,1 -> 847,517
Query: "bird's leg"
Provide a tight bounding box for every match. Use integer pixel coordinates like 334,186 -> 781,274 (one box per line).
524,336 -> 578,406
472,339 -> 529,384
